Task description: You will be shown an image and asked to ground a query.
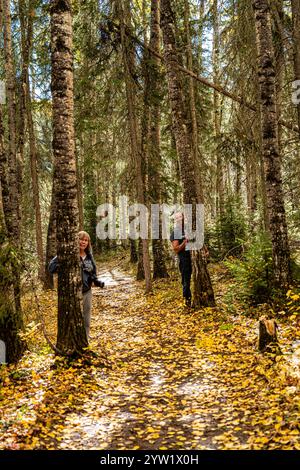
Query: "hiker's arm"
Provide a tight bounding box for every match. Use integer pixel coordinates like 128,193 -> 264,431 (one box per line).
172,239 -> 187,254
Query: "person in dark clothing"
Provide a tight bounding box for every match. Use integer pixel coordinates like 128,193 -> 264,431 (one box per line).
170,212 -> 192,307
48,231 -> 104,339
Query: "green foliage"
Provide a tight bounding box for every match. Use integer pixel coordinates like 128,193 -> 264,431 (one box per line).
215,194 -> 247,259
0,230 -> 16,323
224,231 -> 274,306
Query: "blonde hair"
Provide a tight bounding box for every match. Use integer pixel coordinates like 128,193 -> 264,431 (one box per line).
78,231 -> 92,254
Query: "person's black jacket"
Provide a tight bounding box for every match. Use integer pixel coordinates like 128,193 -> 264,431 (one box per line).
48,252 -> 103,293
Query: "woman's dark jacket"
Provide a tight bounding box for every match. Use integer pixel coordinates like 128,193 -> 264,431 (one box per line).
48,253 -> 97,293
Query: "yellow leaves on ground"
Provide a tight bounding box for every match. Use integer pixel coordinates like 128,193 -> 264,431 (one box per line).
0,259 -> 299,450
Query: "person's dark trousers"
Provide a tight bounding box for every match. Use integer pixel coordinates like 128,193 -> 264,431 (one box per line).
179,257 -> 192,301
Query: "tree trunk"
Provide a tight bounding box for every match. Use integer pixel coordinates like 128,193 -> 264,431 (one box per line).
197,0 -> 205,72
246,148 -> 258,217
50,0 -> 88,354
76,144 -> 84,231
148,0 -> 169,279
118,0 -> 152,293
272,0 -> 285,152
3,0 -> 20,247
213,0 -> 224,218
0,99 -> 25,364
291,0 -> 300,138
19,0 -> 44,282
161,0 -> 215,307
0,0 -> 26,363
184,0 -> 202,201
137,238 -> 145,280
252,0 -> 291,288
258,318 -> 280,353
44,178 -> 57,290
130,239 -> 138,263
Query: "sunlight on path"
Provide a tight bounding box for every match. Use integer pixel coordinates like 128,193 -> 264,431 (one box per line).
49,262 -> 299,450
1,261 -> 299,450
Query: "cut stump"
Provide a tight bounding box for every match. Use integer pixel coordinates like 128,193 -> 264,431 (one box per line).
258,317 -> 280,354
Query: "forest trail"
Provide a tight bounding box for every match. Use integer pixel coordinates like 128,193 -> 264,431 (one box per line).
1,259 -> 299,450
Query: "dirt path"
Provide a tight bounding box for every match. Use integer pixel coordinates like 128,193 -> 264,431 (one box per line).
55,263 -> 299,450
1,260 -> 299,450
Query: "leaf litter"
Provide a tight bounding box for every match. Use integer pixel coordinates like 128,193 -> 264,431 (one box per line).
0,259 -> 299,450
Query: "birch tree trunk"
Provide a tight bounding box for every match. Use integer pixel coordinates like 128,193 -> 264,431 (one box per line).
161,0 -> 215,307
252,0 -> 291,288
50,0 -> 88,354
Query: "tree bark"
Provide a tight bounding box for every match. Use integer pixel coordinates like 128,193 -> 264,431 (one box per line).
184,0 -> 202,202
44,178 -> 57,289
291,0 -> 300,138
50,0 -> 88,354
212,0 -> 224,218
0,97 -> 25,363
0,0 -> 26,363
148,0 -> 169,279
258,318 -> 280,353
118,0 -> 152,293
3,0 -> 20,245
272,0 -> 285,152
252,0 -> 291,288
19,0 -> 44,282
161,0 -> 215,307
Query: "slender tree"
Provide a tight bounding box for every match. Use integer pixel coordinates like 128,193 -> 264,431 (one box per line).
161,0 -> 215,307
118,0 -> 152,293
148,0 -> 169,279
291,0 -> 300,138
252,0 -> 291,288
212,0 -> 224,218
0,0 -> 26,363
19,0 -> 44,282
44,178 -> 57,290
50,0 -> 88,354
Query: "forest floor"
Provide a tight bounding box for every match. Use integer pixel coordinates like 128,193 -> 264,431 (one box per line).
0,254 -> 300,450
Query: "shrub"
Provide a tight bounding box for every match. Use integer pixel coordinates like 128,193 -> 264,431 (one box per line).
224,231 -> 273,306
216,194 -> 247,258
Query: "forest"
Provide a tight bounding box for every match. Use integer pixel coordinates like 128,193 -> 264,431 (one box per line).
0,0 -> 300,453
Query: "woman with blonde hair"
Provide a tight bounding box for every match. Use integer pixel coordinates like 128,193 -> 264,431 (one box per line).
49,231 -> 104,339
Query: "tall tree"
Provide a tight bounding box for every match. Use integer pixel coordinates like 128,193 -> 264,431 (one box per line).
19,0 -> 44,282
252,0 -> 291,288
184,0 -> 201,201
161,0 -> 215,307
0,0 -> 26,363
118,0 -> 152,293
212,0 -> 224,218
50,0 -> 88,354
291,0 -> 300,138
148,0 -> 169,279
44,177 -> 57,289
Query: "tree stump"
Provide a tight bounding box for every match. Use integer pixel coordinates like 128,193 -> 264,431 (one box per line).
258,317 -> 280,353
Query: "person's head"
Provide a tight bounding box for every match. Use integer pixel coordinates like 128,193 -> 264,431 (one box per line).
174,211 -> 184,226
78,231 -> 92,254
